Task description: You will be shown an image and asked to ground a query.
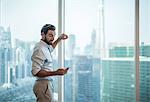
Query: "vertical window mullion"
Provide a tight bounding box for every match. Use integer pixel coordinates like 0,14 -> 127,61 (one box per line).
58,0 -> 65,102
135,0 -> 140,102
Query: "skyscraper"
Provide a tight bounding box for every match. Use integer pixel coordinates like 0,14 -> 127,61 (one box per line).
96,0 -> 105,58
140,58 -> 150,102
102,58 -> 135,102
0,26 -> 12,85
84,29 -> 96,56
65,34 -> 76,60
109,45 -> 134,58
14,39 -> 34,79
140,42 -> 150,57
73,56 -> 93,102
102,44 -> 150,102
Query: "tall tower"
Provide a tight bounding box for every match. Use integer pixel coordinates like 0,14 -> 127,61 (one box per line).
97,0 -> 105,102
97,0 -> 105,58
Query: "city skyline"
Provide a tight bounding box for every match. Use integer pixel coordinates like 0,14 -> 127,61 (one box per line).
1,25 -> 150,102
0,0 -> 150,102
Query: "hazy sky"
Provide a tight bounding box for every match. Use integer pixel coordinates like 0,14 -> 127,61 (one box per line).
1,0 -> 150,48
104,0 -> 150,45
1,0 -> 98,48
2,0 -> 58,41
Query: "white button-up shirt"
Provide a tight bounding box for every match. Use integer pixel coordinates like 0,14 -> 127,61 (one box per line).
31,40 -> 54,81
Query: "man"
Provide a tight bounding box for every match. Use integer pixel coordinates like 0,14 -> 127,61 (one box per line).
31,24 -> 69,102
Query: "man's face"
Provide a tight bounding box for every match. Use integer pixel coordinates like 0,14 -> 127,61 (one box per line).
45,30 -> 55,44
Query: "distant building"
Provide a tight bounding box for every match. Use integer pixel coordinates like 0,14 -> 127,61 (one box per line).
92,58 -> 101,102
101,58 -> 135,102
73,56 -> 93,102
109,45 -> 134,57
102,57 -> 150,102
65,34 -> 76,60
102,44 -> 150,102
141,42 -> 150,57
84,29 -> 96,56
139,57 -> 150,102
14,39 -> 36,80
109,43 -> 150,58
0,26 -> 12,85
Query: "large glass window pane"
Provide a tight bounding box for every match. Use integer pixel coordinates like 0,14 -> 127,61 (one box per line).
64,0 -> 100,102
140,0 -> 150,102
101,0 -> 135,102
0,0 -> 58,101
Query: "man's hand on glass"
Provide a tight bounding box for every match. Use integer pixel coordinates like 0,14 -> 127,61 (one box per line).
59,33 -> 68,40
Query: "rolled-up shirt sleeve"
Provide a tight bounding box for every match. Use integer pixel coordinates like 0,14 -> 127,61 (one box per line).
31,48 -> 46,76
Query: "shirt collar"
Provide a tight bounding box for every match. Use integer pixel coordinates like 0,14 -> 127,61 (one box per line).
40,40 -> 50,48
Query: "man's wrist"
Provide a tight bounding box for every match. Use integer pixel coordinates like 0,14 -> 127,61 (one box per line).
53,71 -> 58,75
58,36 -> 62,40
48,71 -> 57,76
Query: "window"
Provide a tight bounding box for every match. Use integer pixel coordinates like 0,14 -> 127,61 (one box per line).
0,0 -> 58,101
101,0 -> 135,102
0,0 -> 149,102
140,0 -> 150,102
64,0 -> 100,102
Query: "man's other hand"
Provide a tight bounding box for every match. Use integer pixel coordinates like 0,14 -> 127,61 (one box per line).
55,68 -> 68,75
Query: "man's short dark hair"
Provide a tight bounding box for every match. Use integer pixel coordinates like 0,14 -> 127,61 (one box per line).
41,24 -> 56,34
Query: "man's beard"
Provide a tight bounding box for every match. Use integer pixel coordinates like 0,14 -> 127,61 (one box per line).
44,37 -> 52,45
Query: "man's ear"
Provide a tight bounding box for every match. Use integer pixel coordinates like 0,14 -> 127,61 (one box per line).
41,32 -> 45,35
41,32 -> 46,39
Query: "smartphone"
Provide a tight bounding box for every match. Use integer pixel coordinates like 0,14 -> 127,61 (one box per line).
66,67 -> 70,70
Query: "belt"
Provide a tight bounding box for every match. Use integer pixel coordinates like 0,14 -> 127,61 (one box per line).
36,78 -> 53,81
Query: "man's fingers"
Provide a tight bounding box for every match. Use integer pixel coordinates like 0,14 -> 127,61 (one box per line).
61,34 -> 68,39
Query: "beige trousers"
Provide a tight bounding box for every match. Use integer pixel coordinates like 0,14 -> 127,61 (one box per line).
33,80 -> 54,102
